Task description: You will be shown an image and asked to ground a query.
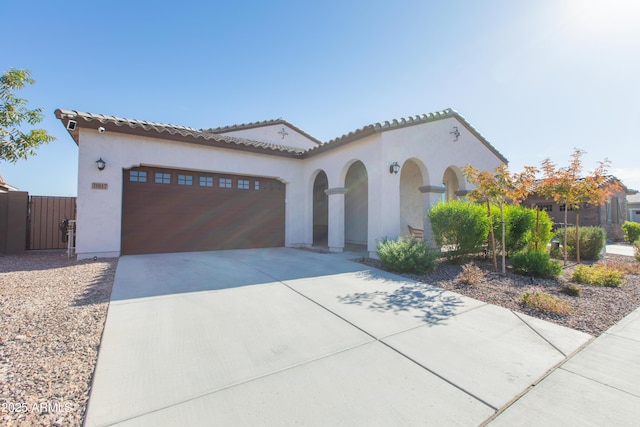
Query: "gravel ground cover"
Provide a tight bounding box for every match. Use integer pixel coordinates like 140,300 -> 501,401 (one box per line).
0,250 -> 117,426
359,253 -> 640,337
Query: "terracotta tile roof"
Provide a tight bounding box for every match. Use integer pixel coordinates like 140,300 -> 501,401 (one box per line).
55,108 -> 507,163
54,110 -> 306,157
302,108 -> 508,163
203,118 -> 322,146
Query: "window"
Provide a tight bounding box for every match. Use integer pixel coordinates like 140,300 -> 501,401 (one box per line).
199,176 -> 213,187
155,172 -> 171,184
130,171 -> 147,182
238,179 -> 249,190
559,204 -> 576,212
254,180 -> 260,190
536,204 -> 553,212
219,178 -> 232,188
178,175 -> 193,185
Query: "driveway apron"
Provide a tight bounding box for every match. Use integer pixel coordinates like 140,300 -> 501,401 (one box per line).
85,248 -> 591,427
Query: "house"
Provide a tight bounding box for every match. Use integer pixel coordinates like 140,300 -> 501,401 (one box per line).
0,173 -> 18,192
525,177 -> 636,241
55,108 -> 507,260
628,193 -> 640,223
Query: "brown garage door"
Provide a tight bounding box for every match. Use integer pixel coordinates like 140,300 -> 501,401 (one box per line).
121,167 -> 285,255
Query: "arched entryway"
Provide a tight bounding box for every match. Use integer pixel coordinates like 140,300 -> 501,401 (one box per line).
400,159 -> 425,237
443,167 -> 461,201
312,171 -> 329,246
344,161 -> 368,248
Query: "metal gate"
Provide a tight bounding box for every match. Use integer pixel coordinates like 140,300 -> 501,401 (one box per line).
28,196 -> 77,250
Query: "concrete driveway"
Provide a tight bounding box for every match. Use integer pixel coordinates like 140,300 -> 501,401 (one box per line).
85,248 -> 591,426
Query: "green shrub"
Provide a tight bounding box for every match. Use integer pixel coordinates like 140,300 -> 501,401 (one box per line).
571,265 -> 625,287
511,250 -> 562,278
549,242 -> 563,260
560,282 -> 582,297
529,209 -> 554,252
489,205 -> 553,255
555,226 -> 606,260
377,237 -> 439,274
429,200 -> 490,260
635,241 -> 640,263
621,221 -> 640,243
519,289 -> 573,315
504,205 -> 535,254
456,263 -> 485,286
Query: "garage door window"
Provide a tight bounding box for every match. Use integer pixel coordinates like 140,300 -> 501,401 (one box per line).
238,179 -> 249,190
219,178 -> 232,188
178,175 -> 193,185
199,176 -> 213,187
155,173 -> 171,184
130,171 -> 147,182
254,180 -> 260,190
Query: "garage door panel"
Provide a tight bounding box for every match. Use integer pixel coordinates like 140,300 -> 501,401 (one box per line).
121,168 -> 285,255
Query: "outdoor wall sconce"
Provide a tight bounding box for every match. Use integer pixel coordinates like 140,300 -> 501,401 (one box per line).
450,126 -> 460,141
96,158 -> 106,171
389,161 -> 401,174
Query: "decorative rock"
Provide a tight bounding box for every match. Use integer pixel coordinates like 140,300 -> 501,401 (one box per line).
0,251 -> 117,426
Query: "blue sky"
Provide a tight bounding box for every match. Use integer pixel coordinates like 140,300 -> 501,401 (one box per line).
2,0 -> 639,196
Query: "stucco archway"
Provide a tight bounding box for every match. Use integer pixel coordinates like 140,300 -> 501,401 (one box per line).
442,166 -> 462,201
344,161 -> 368,247
312,170 -> 329,246
400,159 -> 425,236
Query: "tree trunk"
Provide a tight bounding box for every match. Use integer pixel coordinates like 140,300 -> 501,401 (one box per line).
576,211 -> 581,264
500,203 -> 506,276
535,208 -> 540,252
563,208 -> 568,266
487,200 -> 497,271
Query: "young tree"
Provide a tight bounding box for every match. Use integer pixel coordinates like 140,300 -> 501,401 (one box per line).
463,163 -> 537,275
538,149 -> 620,264
0,68 -> 55,162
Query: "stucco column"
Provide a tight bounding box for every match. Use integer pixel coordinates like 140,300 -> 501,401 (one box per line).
325,187 -> 347,252
420,185 -> 446,247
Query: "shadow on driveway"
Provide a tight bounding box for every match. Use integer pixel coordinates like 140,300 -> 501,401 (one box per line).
338,276 -> 465,326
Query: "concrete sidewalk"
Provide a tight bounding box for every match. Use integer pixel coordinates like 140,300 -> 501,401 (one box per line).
84,248 -> 638,426
606,243 -> 636,257
489,307 -> 640,426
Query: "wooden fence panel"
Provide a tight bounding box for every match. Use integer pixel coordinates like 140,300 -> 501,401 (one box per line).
28,196 -> 76,250
0,192 -> 29,254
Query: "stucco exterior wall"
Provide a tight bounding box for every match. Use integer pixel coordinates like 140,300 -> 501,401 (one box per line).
76,129 -> 304,259
400,161 -> 424,235
378,117 -> 503,244
299,117 -> 504,256
75,115 -> 505,259
219,125 -> 318,150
